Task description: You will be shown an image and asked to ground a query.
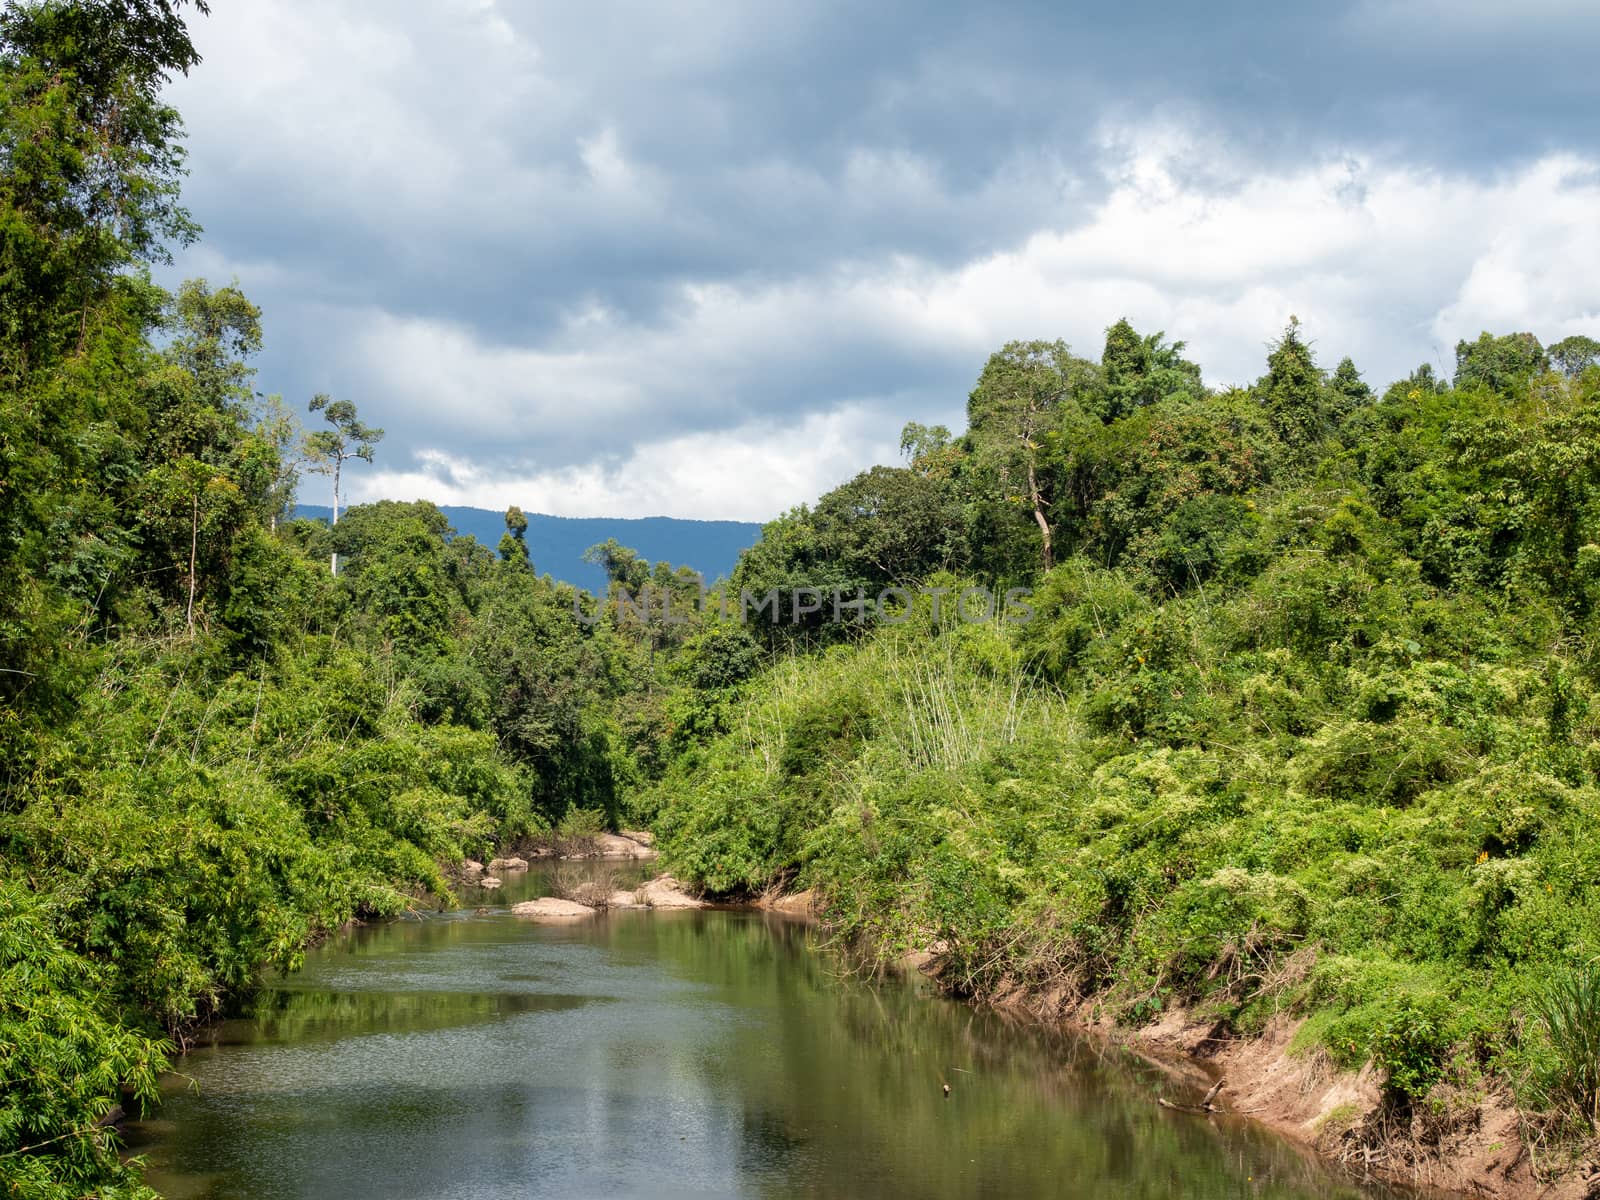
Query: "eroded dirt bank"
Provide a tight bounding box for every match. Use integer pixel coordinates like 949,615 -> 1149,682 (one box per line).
744,886 -> 1598,1200
979,979 -> 1597,1200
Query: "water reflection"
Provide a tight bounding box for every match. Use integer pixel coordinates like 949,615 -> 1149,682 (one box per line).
127,873 -> 1413,1200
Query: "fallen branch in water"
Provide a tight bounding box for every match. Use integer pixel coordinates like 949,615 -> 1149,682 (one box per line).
1158,1078 -> 1226,1114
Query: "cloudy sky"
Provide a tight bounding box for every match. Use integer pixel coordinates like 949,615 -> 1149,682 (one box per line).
166,0 -> 1600,521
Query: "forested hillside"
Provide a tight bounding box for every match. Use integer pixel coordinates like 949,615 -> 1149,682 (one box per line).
294,506 -> 761,596
645,323 -> 1600,1169
5,1 -> 1600,1196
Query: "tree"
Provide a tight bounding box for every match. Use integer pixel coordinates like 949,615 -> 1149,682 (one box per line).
0,0 -> 205,376
164,457 -> 228,636
812,464 -> 965,586
899,421 -> 959,479
1453,331 -> 1548,394
1255,317 -> 1326,454
966,339 -> 1096,574
727,506 -> 859,643
498,505 -> 530,569
583,538 -> 651,594
1327,356 -> 1373,428
251,394 -> 304,531
1381,362 -> 1447,405
0,0 -> 210,708
165,278 -> 261,411
303,394 -> 383,574
1549,335 -> 1600,378
337,501 -> 453,650
1100,317 -> 1203,421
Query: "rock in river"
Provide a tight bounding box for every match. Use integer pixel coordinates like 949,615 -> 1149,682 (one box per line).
510,897 -> 596,921
637,875 -> 706,909
594,833 -> 659,860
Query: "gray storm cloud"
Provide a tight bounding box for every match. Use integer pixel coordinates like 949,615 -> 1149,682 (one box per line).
165,0 -> 1600,519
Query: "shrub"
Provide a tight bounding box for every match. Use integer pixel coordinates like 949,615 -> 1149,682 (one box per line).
558,805 -> 607,841
1371,1000 -> 1453,1102
0,882 -> 168,1200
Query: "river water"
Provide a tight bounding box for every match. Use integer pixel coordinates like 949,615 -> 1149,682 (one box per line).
126,867 -> 1405,1199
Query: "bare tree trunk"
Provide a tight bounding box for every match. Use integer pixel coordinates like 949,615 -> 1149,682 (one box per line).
330,455 -> 342,576
1020,381 -> 1054,574
187,491 -> 199,636
1027,460 -> 1053,573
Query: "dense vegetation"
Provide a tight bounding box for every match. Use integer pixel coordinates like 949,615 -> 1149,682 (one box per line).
0,4 -> 668,1194
646,321 -> 1600,1159
5,1 -> 1600,1195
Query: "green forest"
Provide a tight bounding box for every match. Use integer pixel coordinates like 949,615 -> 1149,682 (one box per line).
5,2 -> 1600,1196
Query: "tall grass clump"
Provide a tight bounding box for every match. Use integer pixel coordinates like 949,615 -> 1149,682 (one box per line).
1531,965 -> 1600,1130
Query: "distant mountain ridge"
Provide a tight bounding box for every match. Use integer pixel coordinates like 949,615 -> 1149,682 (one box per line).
294,505 -> 763,595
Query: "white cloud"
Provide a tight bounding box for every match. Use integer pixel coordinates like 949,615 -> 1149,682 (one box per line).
579,128 -> 634,190
1430,160 -> 1600,343
343,140 -> 1600,523
348,407 -> 889,522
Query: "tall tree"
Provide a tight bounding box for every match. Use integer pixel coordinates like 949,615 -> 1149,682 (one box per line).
898,421 -> 956,478
499,504 -> 531,569
1453,331 -> 1548,394
1,0 -> 209,705
1255,317 -> 1326,454
583,537 -> 651,594
303,394 -> 383,574
164,277 -> 260,411
1549,335 -> 1600,378
1100,317 -> 1203,420
0,0 -> 205,375
966,339 -> 1095,574
1327,356 -> 1373,428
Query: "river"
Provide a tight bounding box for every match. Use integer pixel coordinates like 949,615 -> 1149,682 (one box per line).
125,865 -> 1409,1199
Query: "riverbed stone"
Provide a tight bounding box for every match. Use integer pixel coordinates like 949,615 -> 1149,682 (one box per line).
460,859 -> 484,879
510,897 -> 596,921
608,889 -> 641,908
760,889 -> 817,916
595,833 -> 659,860
638,875 -> 706,909
478,876 -> 502,890
487,856 -> 529,873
